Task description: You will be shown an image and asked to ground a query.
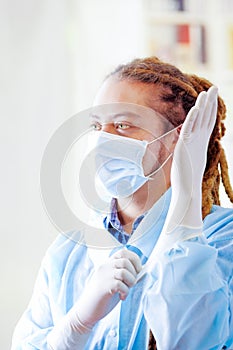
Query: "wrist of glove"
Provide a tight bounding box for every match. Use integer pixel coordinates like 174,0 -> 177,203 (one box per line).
47,313 -> 91,350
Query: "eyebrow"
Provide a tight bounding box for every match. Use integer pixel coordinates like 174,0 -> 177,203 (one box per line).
89,112 -> 141,120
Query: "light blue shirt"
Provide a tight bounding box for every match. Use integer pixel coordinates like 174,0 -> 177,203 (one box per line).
12,190 -> 233,349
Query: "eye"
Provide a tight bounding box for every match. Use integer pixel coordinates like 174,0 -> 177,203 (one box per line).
115,122 -> 130,130
90,122 -> 102,131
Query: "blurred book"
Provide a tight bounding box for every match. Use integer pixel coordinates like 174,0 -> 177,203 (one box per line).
148,22 -> 207,71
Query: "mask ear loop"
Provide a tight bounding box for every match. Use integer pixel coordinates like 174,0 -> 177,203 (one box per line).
146,124 -> 183,179
147,153 -> 173,179
147,124 -> 183,145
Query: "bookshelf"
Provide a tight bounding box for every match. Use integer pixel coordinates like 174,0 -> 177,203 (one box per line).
143,0 -> 233,208
143,0 -> 233,80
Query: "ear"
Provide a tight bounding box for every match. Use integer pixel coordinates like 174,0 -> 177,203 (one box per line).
176,124 -> 183,134
168,126 -> 181,153
171,125 -> 182,145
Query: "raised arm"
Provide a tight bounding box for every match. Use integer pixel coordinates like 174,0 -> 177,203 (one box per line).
143,86 -> 231,349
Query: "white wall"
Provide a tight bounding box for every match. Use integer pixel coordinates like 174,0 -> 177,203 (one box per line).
1,1 -> 71,348
0,0 -> 145,348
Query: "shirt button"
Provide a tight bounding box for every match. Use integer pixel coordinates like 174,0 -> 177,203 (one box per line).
109,329 -> 117,337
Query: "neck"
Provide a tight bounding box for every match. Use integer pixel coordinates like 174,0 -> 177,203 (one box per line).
117,164 -> 170,233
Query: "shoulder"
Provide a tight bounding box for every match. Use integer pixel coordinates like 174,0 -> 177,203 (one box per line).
204,205 -> 233,242
42,231 -> 90,277
204,205 -> 233,281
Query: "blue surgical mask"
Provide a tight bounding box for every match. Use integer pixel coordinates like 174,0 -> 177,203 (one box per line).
93,128 -> 177,198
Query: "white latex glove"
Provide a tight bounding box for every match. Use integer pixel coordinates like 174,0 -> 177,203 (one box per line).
47,248 -> 141,350
76,248 -> 142,327
164,85 -> 218,234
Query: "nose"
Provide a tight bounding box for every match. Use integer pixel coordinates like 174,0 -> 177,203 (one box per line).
101,123 -> 118,135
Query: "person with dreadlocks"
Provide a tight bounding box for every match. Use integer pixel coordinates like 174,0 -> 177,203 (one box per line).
12,57 -> 233,350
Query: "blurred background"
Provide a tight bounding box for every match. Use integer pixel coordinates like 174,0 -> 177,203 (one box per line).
1,0 -> 233,348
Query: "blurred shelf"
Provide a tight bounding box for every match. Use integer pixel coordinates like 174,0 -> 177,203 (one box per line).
146,12 -> 208,25
143,0 -> 233,77
146,13 -> 233,28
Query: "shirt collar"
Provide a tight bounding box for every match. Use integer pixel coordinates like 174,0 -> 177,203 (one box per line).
103,188 -> 172,262
104,198 -> 146,237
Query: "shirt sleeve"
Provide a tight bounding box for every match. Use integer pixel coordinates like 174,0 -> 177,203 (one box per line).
143,237 -> 231,350
11,234 -> 95,350
11,259 -> 53,350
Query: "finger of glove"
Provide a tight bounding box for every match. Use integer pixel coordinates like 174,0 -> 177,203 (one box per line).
110,279 -> 130,300
192,91 -> 208,130
179,107 -> 199,140
112,248 -> 142,274
114,257 -> 138,278
194,86 -> 218,131
199,87 -> 217,131
114,267 -> 137,288
206,86 -> 218,131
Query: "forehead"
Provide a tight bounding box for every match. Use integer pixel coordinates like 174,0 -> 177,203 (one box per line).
92,78 -> 171,131
93,77 -> 161,106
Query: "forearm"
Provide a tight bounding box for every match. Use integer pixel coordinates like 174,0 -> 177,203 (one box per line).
47,309 -> 92,350
164,187 -> 203,234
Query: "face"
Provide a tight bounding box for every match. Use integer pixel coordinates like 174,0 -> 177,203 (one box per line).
92,77 -> 178,177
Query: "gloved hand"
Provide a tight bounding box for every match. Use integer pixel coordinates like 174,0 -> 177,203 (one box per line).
47,248 -> 142,350
164,85 -> 218,234
74,247 -> 142,328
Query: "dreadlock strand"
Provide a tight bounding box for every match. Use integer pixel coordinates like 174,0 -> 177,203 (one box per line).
202,176 -> 214,218
220,147 -> 233,202
148,331 -> 157,350
212,171 -> 221,206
